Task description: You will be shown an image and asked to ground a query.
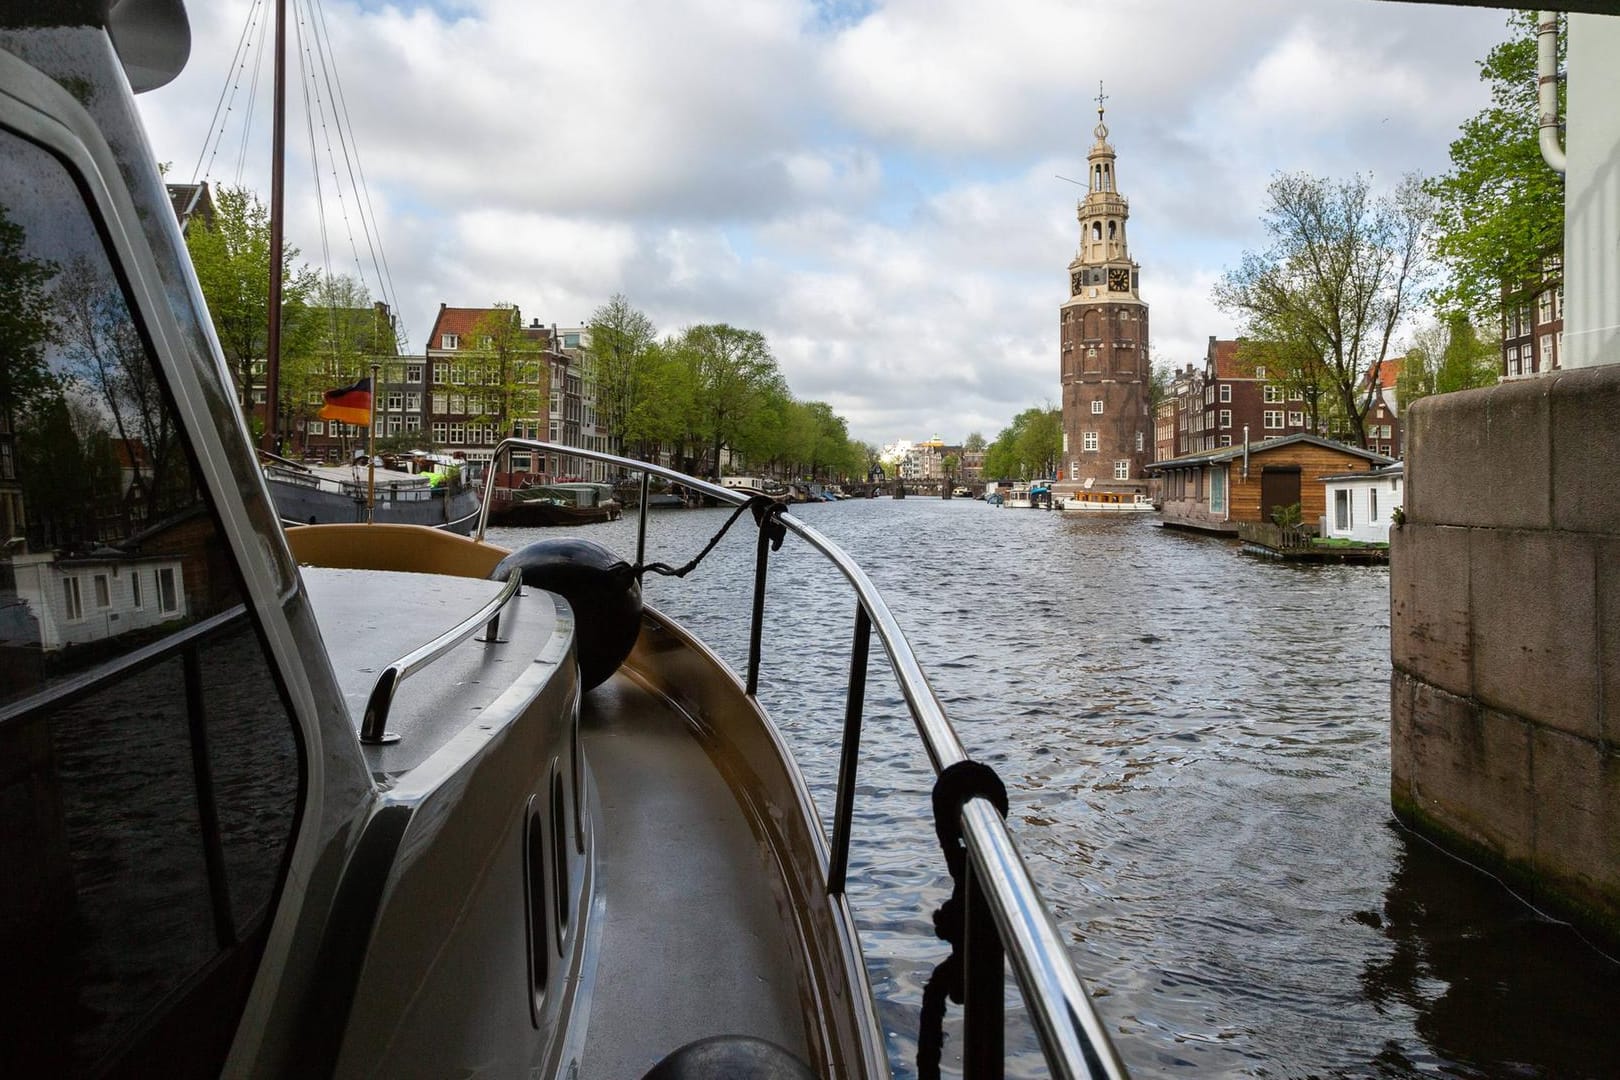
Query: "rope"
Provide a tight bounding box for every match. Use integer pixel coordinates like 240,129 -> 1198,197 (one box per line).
635,495 -> 785,581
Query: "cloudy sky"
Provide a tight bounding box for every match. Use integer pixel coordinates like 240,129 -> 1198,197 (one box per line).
136,0 -> 1512,446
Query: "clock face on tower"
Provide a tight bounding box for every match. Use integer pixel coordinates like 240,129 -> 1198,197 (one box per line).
1071,270 -> 1083,296
1108,267 -> 1131,293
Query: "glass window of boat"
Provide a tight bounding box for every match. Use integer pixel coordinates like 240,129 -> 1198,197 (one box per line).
0,126 -> 301,1076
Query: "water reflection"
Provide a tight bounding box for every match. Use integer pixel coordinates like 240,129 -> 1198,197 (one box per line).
491,496 -> 1619,1079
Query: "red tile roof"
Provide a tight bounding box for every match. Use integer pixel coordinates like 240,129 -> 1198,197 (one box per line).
425,304 -> 516,348
1205,338 -> 1244,378
1366,356 -> 1402,389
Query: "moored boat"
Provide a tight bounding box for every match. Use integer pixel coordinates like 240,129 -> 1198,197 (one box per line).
0,7 -> 1127,1079
263,452 -> 483,532
489,482 -> 623,527
1057,488 -> 1157,513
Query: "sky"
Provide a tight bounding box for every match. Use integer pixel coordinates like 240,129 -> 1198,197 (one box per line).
135,0 -> 1514,446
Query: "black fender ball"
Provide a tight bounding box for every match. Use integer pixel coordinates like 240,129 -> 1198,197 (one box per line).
493,538 -> 642,691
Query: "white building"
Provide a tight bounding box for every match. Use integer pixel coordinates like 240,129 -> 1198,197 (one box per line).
1321,463 -> 1404,543
7,551 -> 188,651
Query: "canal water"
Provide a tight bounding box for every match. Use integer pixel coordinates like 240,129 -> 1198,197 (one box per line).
489,496 -> 1618,1079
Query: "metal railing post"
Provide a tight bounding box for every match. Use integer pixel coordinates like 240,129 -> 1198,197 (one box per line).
746,513 -> 771,696
637,471 -> 651,569
828,602 -> 871,896
964,853 -> 1005,1079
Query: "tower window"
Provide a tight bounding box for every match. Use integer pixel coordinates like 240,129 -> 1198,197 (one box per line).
1108,221 -> 1116,240
1092,221 -> 1102,241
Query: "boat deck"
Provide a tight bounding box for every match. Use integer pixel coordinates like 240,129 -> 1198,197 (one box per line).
579,671 -> 810,1078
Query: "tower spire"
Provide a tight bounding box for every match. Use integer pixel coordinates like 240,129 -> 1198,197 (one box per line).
1094,80 -> 1109,141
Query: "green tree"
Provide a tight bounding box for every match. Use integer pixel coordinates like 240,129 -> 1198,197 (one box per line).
963,431 -> 986,454
461,303 -> 546,445
1397,311 -> 1498,407
984,406 -> 1061,479
1213,172 -> 1432,446
1426,11 -> 1564,323
675,324 -> 787,480
185,185 -> 316,413
584,294 -> 657,460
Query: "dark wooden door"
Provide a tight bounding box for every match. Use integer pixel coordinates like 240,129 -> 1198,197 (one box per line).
1260,466 -> 1302,522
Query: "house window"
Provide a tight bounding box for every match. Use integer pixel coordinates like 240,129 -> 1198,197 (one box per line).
434,361 -> 449,384
1254,366 -> 1266,379
1369,487 -> 1380,522
563,333 -> 581,348
432,421 -> 447,443
406,393 -> 421,412
1264,385 -> 1284,403
1289,388 -> 1304,402
1219,384 -> 1232,403
406,416 -> 421,432
1218,409 -> 1232,429
1114,460 -> 1130,480
308,420 -> 325,435
406,364 -> 423,383
1289,411 -> 1304,427
1210,466 -> 1227,514
1083,431 -> 1099,452
94,573 -> 111,608
1091,400 -> 1104,414
387,416 -> 402,435
131,570 -> 142,609
63,577 -> 83,621
1507,346 -> 1520,375
157,567 -> 179,614
441,333 -> 459,350
1071,460 -> 1081,478
306,392 -> 320,405
1136,431 -> 1144,452
1334,490 -> 1353,531
1218,435 -> 1233,447
1539,334 -> 1552,370
451,363 -> 465,385
449,422 -> 466,444
1263,410 -> 1284,429
1538,290 -> 1554,324
386,391 -> 403,411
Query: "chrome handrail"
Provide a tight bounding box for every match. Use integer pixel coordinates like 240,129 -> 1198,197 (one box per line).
358,567 -> 524,745
477,438 -> 1128,1080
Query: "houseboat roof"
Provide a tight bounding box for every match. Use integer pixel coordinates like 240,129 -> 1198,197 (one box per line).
1319,461 -> 1405,484
1144,433 -> 1396,472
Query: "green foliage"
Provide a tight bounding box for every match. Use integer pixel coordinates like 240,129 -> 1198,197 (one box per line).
459,303 -> 546,439
1271,501 -> 1303,528
983,406 -> 1061,479
185,185 -> 316,410
1214,172 -> 1432,445
584,294 -> 658,457
1397,311 -> 1498,407
962,431 -> 986,454
1425,12 -> 1564,323
673,323 -> 787,480
0,205 -> 62,421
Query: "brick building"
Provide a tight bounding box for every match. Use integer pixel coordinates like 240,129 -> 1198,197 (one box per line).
1056,98 -> 1152,496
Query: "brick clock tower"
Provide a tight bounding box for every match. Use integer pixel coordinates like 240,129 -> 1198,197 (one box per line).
1058,91 -> 1151,495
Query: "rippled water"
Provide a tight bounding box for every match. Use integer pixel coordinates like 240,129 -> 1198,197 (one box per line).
489,497 -> 1619,1079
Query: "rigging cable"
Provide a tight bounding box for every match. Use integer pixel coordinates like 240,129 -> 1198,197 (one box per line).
190,0 -> 262,186
308,0 -> 408,351
292,1 -> 342,369
232,1 -> 270,187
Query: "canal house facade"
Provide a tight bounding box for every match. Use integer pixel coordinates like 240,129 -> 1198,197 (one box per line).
1146,433 -> 1394,535
1057,98 -> 1152,498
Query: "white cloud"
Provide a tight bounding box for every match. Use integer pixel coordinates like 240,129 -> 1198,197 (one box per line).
139,0 -> 1514,445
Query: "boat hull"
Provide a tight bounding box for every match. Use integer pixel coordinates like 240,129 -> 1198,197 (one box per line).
269,477 -> 481,533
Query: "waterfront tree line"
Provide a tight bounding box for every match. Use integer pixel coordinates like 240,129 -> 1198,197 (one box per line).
581,295 -> 869,483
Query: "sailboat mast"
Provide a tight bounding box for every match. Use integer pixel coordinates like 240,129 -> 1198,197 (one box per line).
264,0 -> 286,452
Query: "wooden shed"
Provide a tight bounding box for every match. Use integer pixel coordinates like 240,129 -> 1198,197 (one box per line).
1145,434 -> 1394,535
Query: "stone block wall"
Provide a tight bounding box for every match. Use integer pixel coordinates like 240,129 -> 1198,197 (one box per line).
1391,365 -> 1620,947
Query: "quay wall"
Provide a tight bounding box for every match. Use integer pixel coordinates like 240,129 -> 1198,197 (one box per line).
1390,364 -> 1620,947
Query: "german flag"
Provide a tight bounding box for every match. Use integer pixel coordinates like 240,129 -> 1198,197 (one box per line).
319,376 -> 372,426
